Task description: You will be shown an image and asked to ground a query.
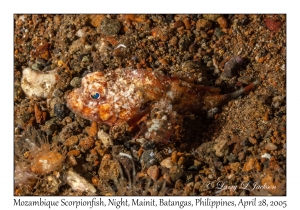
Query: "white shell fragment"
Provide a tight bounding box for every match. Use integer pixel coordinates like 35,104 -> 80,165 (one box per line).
97,129 -> 113,147
261,153 -> 271,159
21,67 -> 57,98
65,170 -> 96,195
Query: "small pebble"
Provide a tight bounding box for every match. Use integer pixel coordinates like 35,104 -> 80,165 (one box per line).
177,156 -> 186,166
97,130 -> 113,147
169,164 -> 184,182
203,14 -> 221,21
42,118 -> 58,136
265,17 -> 282,32
261,153 -> 271,159
196,19 -> 212,31
178,35 -> 192,52
229,162 -> 240,172
54,103 -> 67,119
238,76 -> 253,84
161,157 -> 173,169
147,165 -> 159,181
217,17 -> 228,29
100,18 -> 121,36
79,137 -> 95,151
87,122 -> 98,137
141,150 -> 158,169
242,158 -> 257,172
248,137 -> 257,145
67,149 -> 80,157
98,154 -> 119,180
89,14 -> 105,27
214,139 -> 229,157
265,142 -> 277,151
75,29 -> 85,38
214,27 -> 224,38
64,136 -> 79,147
70,77 -> 82,88
34,104 -> 46,124
171,151 -> 178,164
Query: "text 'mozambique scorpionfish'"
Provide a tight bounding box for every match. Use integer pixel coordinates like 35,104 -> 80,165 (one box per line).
66,68 -> 258,144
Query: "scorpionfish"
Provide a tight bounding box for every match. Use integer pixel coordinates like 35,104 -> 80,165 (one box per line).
66,68 -> 258,143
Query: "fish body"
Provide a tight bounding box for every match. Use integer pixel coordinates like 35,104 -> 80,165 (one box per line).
66,68 -> 258,143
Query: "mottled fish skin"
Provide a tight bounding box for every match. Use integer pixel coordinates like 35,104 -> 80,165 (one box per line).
66,68 -> 258,143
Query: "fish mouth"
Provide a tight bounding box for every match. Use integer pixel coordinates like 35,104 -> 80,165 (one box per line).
66,89 -> 83,112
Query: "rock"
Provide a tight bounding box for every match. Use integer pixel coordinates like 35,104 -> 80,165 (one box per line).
229,162 -> 240,172
214,27 -> 224,38
178,35 -> 192,52
31,63 -> 43,70
69,39 -> 84,54
171,151 -> 178,164
261,153 -> 271,159
142,141 -> 155,150
173,20 -> 185,28
147,165 -> 159,181
87,122 -> 98,137
242,158 -> 261,172
169,36 -> 178,46
264,17 -> 283,32
65,170 -> 96,195
97,130 -> 113,147
272,96 -> 285,109
54,103 -> 67,119
58,122 -> 80,143
169,164 -> 184,182
89,14 -> 105,27
177,156 -> 186,166
183,17 -> 192,29
161,157 -> 173,169
265,142 -> 277,151
196,19 -> 212,31
151,27 -> 169,41
75,29 -> 85,38
52,89 -> 63,97
238,76 -> 253,84
181,61 -> 207,84
42,118 -> 58,136
79,137 -> 95,151
21,68 -> 58,98
70,77 -> 82,88
261,172 -> 286,195
98,154 -> 119,180
64,136 -> 79,147
248,137 -> 258,145
203,14 -> 221,21
184,182 -> 194,195
196,141 -> 215,156
141,150 -> 158,169
214,139 -> 229,157
67,149 -> 80,157
217,17 -> 228,29
99,18 -> 121,36
34,103 -> 46,124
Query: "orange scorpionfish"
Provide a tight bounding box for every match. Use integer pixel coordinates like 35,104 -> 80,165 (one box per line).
66,68 -> 258,144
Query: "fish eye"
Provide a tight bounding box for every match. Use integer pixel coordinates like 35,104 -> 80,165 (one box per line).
91,92 -> 100,99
